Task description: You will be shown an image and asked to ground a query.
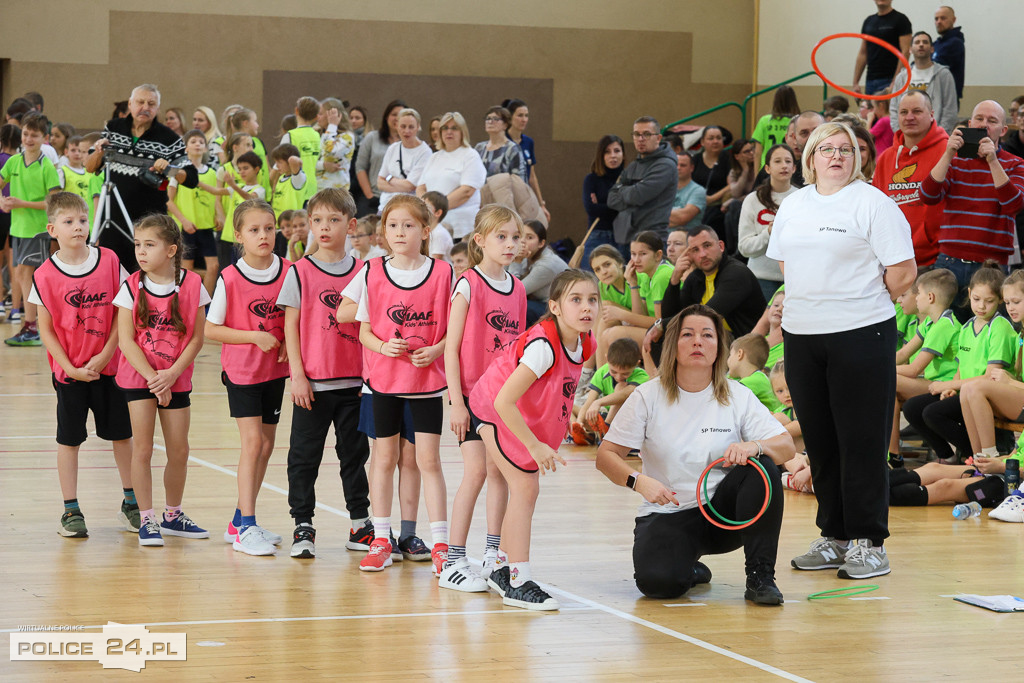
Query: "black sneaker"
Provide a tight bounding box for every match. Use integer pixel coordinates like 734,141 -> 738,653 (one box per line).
888,452 -> 905,469
503,580 -> 560,611
397,535 -> 431,561
692,561 -> 712,585
345,519 -> 374,551
389,533 -> 404,562
290,523 -> 316,558
744,566 -> 784,606
487,565 -> 511,597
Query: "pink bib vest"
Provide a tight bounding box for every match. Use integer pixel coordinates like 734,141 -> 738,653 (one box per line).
115,269 -> 202,392
294,255 -> 364,382
364,257 -> 452,396
32,247 -> 122,383
470,319 -> 594,472
457,267 -> 526,397
219,257 -> 292,385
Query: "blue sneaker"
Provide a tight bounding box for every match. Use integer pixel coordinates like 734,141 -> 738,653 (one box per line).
5,327 -> 40,346
139,518 -> 164,546
160,511 -> 209,539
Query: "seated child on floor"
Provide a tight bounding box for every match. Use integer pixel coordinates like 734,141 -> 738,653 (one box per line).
769,361 -> 812,493
727,333 -> 783,413
571,337 -> 649,445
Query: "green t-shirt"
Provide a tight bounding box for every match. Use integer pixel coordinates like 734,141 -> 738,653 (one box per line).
985,314 -> 1018,373
955,314 -> 1016,380
921,310 -> 961,381
288,126 -> 320,200
636,262 -> 673,317
589,363 -> 650,397
599,279 -> 631,310
735,370 -> 784,413
750,114 -> 791,167
766,341 -> 784,372
895,302 -> 919,349
0,153 -> 60,238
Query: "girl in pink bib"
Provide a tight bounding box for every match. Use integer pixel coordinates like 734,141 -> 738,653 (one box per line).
355,194 -> 453,574
205,199 -> 291,556
469,270 -> 599,610
115,215 -> 209,548
439,205 -> 527,593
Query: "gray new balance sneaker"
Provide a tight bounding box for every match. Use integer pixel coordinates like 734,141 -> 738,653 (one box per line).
791,537 -> 847,570
837,540 -> 890,579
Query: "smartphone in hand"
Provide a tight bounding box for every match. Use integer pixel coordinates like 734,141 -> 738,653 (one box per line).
957,127 -> 986,159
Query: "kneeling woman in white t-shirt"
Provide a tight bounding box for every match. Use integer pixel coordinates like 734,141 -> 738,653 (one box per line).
596,304 -> 795,605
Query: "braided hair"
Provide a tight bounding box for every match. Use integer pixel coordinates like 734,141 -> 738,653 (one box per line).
133,214 -> 187,336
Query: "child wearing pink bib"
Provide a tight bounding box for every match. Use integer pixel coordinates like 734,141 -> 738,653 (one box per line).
205,199 -> 291,556
470,270 -> 599,610
439,205 -> 526,593
31,192 -> 135,539
354,194 -> 454,574
114,214 -> 210,548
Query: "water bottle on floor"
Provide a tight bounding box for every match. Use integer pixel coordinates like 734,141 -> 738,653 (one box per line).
952,502 -> 983,519
1004,459 -> 1020,498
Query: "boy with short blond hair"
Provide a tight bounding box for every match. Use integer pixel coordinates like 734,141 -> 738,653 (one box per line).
727,333 -> 783,413
29,192 -> 136,537
572,337 -> 650,444
1,112 -> 61,345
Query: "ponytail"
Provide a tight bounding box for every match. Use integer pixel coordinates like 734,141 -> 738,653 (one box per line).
468,204 -> 524,267
132,214 -> 187,336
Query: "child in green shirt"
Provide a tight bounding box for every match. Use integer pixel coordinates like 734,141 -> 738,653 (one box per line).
726,333 -> 783,413
571,338 -> 649,445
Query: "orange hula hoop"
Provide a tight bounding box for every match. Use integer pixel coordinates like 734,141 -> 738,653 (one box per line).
695,457 -> 772,531
811,32 -> 911,101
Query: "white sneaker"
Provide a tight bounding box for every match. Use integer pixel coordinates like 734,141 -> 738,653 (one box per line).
256,525 -> 282,545
438,560 -> 488,593
989,495 -> 1024,522
233,526 -> 277,556
480,551 -> 498,580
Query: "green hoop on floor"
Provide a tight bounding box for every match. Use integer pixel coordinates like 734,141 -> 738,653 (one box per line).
807,585 -> 880,600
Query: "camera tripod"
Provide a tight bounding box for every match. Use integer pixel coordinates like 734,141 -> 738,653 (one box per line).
89,176 -> 134,246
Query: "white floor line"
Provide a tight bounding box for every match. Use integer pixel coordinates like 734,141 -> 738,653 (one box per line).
0,606 -> 596,634
849,596 -> 890,601
663,603 -> 707,607
0,435 -> 56,439
176,444 -> 812,682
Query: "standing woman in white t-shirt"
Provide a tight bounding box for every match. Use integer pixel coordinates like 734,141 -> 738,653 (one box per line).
377,108 -> 433,212
416,112 -> 486,241
597,305 -> 794,605
766,122 -> 916,580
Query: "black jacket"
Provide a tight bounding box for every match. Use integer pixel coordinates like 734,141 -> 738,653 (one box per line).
662,253 -> 766,337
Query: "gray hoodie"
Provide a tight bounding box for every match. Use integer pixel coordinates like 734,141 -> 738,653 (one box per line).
607,141 -> 678,242
889,62 -> 959,134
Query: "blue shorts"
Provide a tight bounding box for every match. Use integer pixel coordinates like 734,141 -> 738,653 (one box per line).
357,392 -> 416,442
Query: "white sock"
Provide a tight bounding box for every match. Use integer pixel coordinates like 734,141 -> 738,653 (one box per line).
495,549 -> 508,566
982,446 -> 999,457
373,517 -> 391,542
510,561 -> 531,588
429,521 -> 448,547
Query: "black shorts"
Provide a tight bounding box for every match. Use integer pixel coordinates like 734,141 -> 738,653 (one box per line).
0,211 -> 10,245
223,373 -> 286,423
183,228 -> 218,259
372,394 -> 442,438
458,394 -> 482,444
54,374 -> 132,446
358,392 -> 416,442
120,387 -> 192,410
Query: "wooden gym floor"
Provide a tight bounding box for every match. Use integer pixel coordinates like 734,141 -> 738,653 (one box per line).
2,340 -> 1023,681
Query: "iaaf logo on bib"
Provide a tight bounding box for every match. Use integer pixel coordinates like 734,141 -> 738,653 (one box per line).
247,296 -> 281,319
63,286 -> 108,308
319,289 -> 341,310
561,378 -> 578,399
485,309 -> 520,335
388,302 -> 434,326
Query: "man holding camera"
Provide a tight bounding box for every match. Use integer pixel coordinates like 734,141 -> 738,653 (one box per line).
86,83 -> 197,270
922,100 -> 1024,298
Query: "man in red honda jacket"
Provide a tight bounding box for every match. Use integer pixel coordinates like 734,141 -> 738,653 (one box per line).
872,90 -> 948,267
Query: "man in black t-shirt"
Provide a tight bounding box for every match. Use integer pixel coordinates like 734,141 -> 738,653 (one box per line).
852,0 -> 912,95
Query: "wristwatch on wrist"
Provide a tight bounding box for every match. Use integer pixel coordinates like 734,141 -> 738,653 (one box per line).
654,318 -> 663,331
385,174 -> 394,183
626,472 -> 639,490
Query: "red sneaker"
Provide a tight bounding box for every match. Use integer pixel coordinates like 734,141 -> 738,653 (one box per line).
431,543 -> 449,577
570,422 -> 594,445
359,538 -> 393,572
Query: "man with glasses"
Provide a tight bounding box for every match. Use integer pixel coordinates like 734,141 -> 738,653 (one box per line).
608,116 -> 678,250
922,100 -> 1024,314
1002,108 -> 1024,160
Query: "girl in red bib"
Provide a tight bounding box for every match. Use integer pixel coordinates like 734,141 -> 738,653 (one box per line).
470,270 -> 599,610
205,199 -> 291,556
439,205 -> 526,592
355,194 -> 454,574
114,215 -> 209,548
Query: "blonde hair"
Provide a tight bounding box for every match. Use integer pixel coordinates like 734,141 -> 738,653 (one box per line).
436,112 -> 471,151
801,121 -> 861,186
45,191 -> 89,223
232,198 -> 275,236
397,108 -> 421,125
193,106 -> 222,143
307,187 -> 356,219
380,194 -> 432,256
467,204 -> 524,266
659,305 -> 731,405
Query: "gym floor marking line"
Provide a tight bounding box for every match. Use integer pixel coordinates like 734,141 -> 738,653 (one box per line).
663,603 -> 707,607
0,607 -> 597,634
172,444 -> 814,683
849,596 -> 890,601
